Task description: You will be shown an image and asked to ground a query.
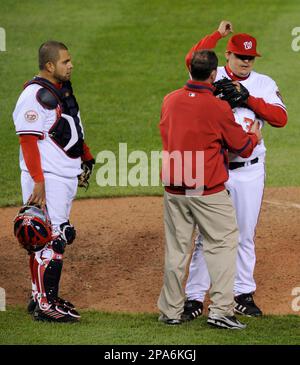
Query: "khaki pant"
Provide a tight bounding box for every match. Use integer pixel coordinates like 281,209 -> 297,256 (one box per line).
157,190 -> 238,319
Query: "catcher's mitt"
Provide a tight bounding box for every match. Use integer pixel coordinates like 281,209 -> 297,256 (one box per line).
78,159 -> 95,190
213,77 -> 249,108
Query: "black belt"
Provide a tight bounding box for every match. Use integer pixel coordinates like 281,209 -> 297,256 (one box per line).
229,157 -> 259,170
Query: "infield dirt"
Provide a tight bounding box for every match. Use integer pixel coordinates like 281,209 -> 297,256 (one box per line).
1,187 -> 299,315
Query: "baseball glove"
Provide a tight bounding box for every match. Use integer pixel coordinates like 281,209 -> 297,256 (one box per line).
78,159 -> 95,190
213,78 -> 250,108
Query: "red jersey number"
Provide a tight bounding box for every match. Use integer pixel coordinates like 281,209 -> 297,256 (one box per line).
244,117 -> 254,132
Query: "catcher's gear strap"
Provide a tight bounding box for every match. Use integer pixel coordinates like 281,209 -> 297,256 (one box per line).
25,77 -> 84,158
19,135 -> 44,183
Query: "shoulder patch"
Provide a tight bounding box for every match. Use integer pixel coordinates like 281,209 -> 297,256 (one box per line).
36,87 -> 59,110
24,110 -> 39,123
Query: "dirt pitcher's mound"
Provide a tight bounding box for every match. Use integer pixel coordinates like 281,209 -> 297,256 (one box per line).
1,187 -> 299,315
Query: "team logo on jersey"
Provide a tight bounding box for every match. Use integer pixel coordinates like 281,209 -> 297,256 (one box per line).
243,41 -> 253,50
189,92 -> 196,97
24,110 -> 39,123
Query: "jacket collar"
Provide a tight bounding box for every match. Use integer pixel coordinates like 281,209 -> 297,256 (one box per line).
184,80 -> 215,93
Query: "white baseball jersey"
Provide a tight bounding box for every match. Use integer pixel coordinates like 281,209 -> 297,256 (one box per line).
13,84 -> 82,178
216,67 -> 286,162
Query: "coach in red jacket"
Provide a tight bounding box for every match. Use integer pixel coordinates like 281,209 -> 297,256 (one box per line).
157,49 -> 262,329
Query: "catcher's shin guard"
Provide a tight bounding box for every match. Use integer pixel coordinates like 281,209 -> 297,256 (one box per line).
33,243 -> 64,309
32,240 -> 80,321
43,257 -> 63,304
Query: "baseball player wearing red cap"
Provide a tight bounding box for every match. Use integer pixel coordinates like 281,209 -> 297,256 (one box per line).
182,21 -> 287,320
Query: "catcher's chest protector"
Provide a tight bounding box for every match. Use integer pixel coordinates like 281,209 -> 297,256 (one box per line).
25,77 -> 84,158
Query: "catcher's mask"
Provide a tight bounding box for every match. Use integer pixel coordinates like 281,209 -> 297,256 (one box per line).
13,204 -> 52,251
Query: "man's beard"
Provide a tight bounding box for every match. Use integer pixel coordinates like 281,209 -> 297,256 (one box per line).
53,71 -> 71,83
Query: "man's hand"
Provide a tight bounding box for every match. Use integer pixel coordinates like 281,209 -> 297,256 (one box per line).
28,181 -> 46,207
250,120 -> 262,144
218,20 -> 233,37
232,80 -> 241,91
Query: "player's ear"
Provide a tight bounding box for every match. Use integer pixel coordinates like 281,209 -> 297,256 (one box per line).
210,69 -> 217,83
225,51 -> 231,61
45,61 -> 55,74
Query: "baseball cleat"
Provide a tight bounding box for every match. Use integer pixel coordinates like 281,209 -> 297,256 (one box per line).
158,314 -> 182,325
33,304 -> 79,323
55,302 -> 81,319
27,295 -> 38,314
207,314 -> 247,330
56,297 -> 76,310
234,293 -> 262,317
28,295 -> 76,314
181,300 -> 203,322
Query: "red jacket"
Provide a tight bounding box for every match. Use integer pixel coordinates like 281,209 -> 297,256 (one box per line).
160,80 -> 258,195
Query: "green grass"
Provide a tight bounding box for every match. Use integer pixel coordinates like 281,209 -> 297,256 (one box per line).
0,0 -> 300,206
0,0 -> 299,346
0,307 -> 299,345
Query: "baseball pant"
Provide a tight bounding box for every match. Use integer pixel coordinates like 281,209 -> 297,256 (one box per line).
21,171 -> 78,233
157,189 -> 239,320
21,171 -> 78,306
185,161 -> 265,301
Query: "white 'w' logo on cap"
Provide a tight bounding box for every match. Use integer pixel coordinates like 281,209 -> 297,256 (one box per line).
243,41 -> 253,50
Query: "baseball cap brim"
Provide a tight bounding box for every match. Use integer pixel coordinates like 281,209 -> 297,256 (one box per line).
227,46 -> 261,57
226,33 -> 261,57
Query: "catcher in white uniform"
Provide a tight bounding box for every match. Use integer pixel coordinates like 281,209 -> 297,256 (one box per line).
182,21 -> 287,320
13,41 -> 95,322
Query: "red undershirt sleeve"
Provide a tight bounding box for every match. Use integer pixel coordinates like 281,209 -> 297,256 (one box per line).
246,95 -> 287,128
185,31 -> 222,69
81,142 -> 94,161
19,135 -> 44,183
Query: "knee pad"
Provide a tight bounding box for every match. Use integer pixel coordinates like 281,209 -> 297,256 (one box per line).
52,236 -> 66,254
60,221 -> 76,245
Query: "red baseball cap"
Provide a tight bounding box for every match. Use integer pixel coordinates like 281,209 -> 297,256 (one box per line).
226,33 -> 261,57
